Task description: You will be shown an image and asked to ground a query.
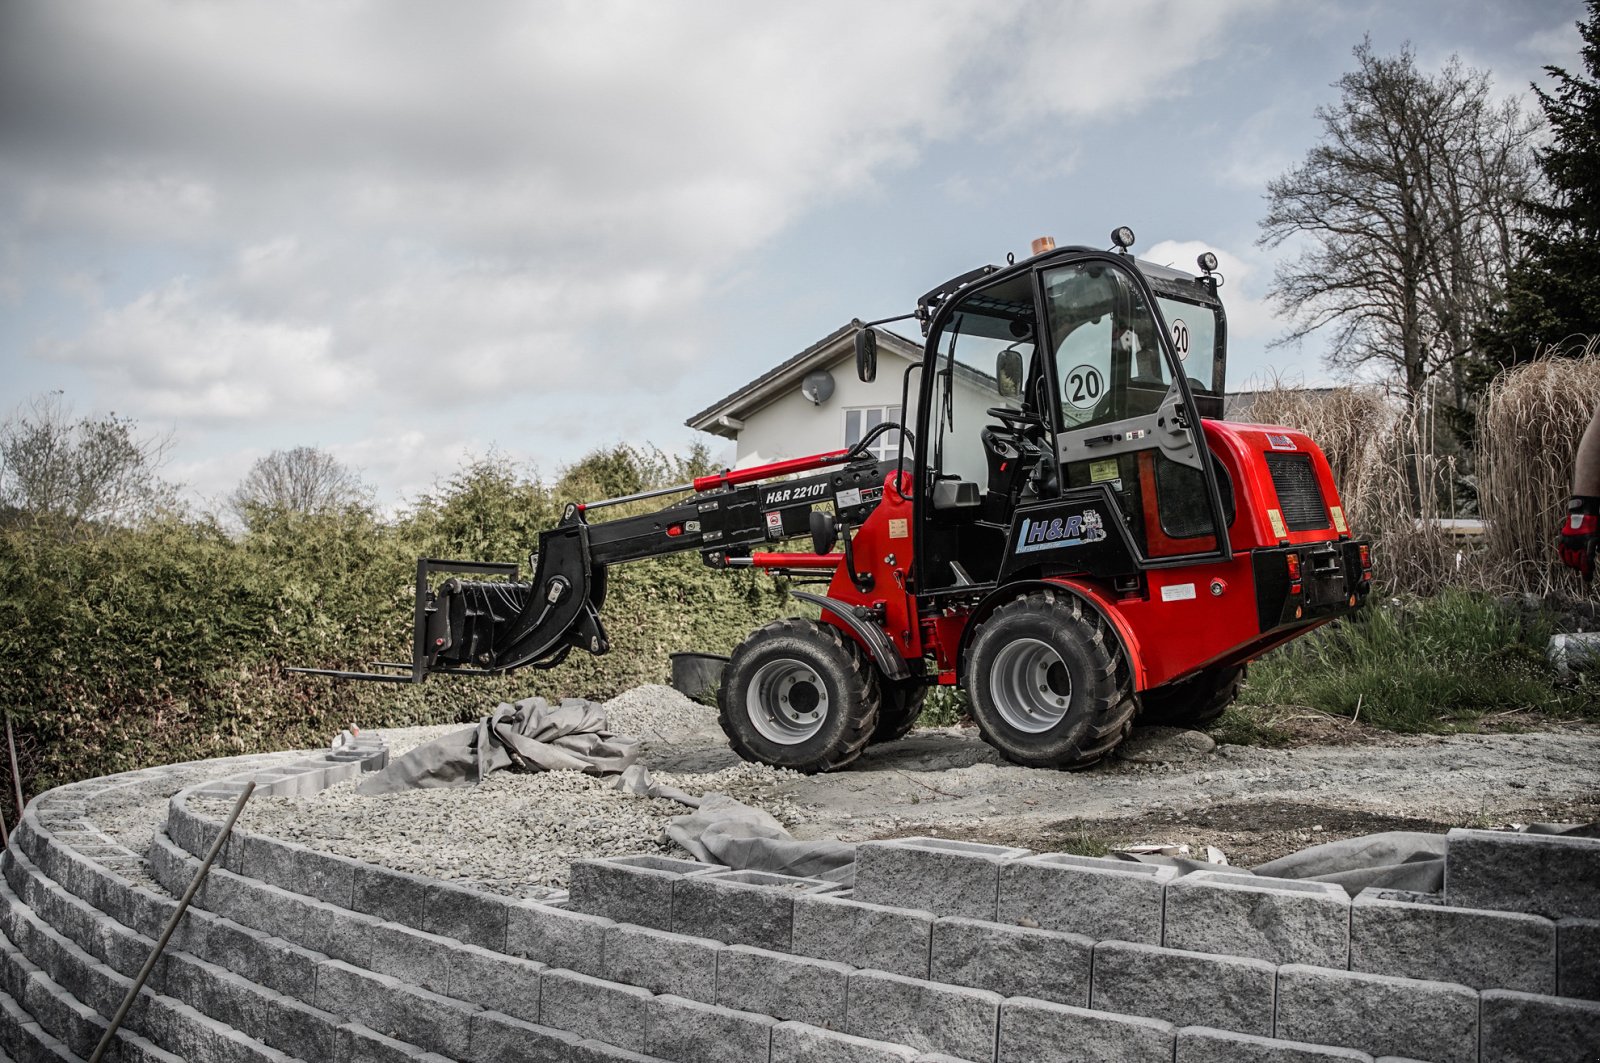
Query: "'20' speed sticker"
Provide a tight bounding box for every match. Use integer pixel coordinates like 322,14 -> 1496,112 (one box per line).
1064,365 -> 1104,409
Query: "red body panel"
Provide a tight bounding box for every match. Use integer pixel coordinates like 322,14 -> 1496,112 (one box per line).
809,423 -> 1362,695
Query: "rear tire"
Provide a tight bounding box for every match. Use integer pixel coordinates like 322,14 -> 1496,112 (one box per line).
965,590 -> 1136,769
718,618 -> 880,774
1137,664 -> 1243,728
870,679 -> 928,744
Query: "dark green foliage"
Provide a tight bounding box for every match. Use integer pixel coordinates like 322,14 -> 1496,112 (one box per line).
1236,591 -> 1593,731
0,443 -> 791,820
1480,1 -> 1600,370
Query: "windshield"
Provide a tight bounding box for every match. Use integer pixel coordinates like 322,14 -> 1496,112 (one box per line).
1043,261 -> 1172,430
1151,290 -> 1223,396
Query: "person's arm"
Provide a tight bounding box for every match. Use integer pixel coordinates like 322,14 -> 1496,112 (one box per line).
1560,404 -> 1600,578
1574,403 -> 1600,496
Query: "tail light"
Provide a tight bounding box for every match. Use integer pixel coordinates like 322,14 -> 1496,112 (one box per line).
1285,553 -> 1301,579
1358,543 -> 1373,584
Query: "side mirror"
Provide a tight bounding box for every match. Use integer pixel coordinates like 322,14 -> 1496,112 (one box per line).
854,328 -> 878,383
996,348 -> 1023,398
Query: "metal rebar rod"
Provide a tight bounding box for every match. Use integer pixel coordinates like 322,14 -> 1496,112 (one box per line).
88,780 -> 255,1063
5,715 -> 22,836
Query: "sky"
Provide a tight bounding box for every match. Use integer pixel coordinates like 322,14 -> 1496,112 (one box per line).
0,0 -> 1587,514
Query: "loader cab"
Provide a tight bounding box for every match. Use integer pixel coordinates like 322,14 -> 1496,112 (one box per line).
912,248 -> 1232,597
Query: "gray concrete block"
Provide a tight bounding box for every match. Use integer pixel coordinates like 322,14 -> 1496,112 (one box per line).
856,838 -> 1028,922
465,1009 -> 589,1063
1164,871 -> 1350,967
338,1022 -> 458,1063
446,942 -> 544,1025
792,893 -> 934,978
717,943 -> 850,1029
771,1020 -> 920,1062
1480,988 -> 1600,1063
505,902 -> 611,977
235,831 -> 299,885
314,959 -> 478,1059
423,881 -> 508,951
1351,890 -> 1556,992
1558,917 -> 1600,999
367,920 -> 455,995
296,846 -> 360,908
1176,1026 -> 1373,1061
1091,939 -> 1275,1035
352,865 -> 431,926
569,854 -> 715,930
602,922 -> 719,1002
673,869 -> 831,951
538,967 -> 651,1053
1445,827 -> 1600,919
998,997 -> 1173,1063
931,916 -> 1090,1006
846,969 -> 1000,1063
998,852 -> 1174,945
1275,964 -> 1478,1063
646,993 -> 777,1063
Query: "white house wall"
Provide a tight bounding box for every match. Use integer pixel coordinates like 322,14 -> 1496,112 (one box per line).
733,352 -> 999,484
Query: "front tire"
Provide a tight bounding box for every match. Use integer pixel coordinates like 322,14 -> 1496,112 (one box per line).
718,618 -> 880,773
965,590 -> 1135,769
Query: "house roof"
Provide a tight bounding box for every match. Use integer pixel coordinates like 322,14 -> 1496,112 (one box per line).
685,321 -> 925,439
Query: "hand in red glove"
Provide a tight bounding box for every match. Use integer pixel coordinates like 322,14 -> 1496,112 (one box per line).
1559,495 -> 1600,579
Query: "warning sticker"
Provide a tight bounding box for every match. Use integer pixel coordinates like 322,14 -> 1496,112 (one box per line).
765,511 -> 783,536
889,518 -> 909,539
1160,583 -> 1197,602
1089,458 -> 1119,483
836,487 -> 862,509
1266,433 -> 1298,451
1267,508 -> 1287,539
1330,506 -> 1348,534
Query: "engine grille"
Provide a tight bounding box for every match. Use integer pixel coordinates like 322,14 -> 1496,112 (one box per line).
1265,453 -> 1331,531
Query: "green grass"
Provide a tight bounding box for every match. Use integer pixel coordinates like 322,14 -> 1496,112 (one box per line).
1236,590 -> 1594,732
918,685 -> 971,728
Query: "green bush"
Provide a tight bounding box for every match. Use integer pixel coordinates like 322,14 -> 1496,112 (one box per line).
0,443 -> 796,814
1236,591 -> 1593,731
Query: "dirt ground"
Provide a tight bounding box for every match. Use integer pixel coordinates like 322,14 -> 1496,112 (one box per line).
640,697 -> 1600,867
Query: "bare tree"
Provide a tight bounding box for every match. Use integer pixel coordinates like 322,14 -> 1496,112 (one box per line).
1259,42 -> 1540,411
0,392 -> 174,528
231,446 -> 369,523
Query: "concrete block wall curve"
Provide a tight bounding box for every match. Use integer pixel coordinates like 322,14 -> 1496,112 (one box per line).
0,744 -> 1596,1062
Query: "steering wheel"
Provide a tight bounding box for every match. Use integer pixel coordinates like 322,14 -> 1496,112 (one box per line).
985,406 -> 1044,429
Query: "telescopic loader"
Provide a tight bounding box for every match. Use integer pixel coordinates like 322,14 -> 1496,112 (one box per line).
298,230 -> 1372,772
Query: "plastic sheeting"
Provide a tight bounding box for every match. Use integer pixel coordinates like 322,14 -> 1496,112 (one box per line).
355,697 -> 639,796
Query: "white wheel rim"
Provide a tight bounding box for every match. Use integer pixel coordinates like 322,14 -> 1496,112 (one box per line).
746,658 -> 829,744
988,637 -> 1072,733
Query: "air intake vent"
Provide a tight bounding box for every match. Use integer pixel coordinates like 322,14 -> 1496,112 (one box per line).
1265,453 -> 1330,531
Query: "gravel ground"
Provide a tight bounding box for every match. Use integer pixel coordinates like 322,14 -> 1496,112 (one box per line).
85,683 -> 1600,896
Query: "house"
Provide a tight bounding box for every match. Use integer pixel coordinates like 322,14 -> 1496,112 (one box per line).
685,320 -> 919,468
684,320 -> 1003,474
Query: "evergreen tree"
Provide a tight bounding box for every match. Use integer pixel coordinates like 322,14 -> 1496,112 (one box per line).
1481,1 -> 1600,369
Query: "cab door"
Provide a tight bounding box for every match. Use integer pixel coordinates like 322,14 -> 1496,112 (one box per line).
1007,255 -> 1229,575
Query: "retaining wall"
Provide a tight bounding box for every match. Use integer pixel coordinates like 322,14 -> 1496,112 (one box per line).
0,747 -> 1594,1062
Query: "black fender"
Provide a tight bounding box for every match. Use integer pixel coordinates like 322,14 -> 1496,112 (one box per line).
790,590 -> 911,681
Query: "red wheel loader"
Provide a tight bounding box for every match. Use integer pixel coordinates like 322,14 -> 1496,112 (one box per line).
298,231 -> 1372,772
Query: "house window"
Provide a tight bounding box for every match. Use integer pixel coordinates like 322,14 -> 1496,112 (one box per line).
844,405 -> 904,461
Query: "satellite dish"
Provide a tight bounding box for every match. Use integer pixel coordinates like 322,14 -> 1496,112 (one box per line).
801,369 -> 835,405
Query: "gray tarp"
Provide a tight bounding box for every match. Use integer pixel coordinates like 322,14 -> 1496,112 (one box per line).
355,697 -> 639,796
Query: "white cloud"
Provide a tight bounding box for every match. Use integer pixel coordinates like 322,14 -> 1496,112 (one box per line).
44,279 -> 361,422
1,0 -> 1281,502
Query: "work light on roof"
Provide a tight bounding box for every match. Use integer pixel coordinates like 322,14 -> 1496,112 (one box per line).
1111,226 -> 1135,251
1197,251 -> 1219,273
